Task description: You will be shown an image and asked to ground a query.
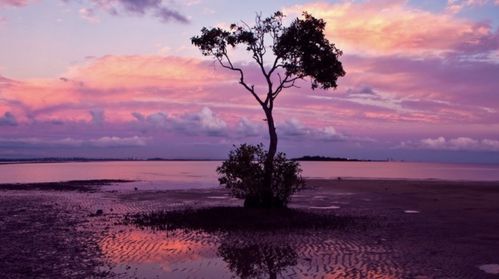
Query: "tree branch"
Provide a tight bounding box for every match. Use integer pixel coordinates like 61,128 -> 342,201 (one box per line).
272,74 -> 302,99
217,54 -> 264,106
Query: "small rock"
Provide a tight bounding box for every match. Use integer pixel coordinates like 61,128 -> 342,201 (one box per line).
95,209 -> 103,216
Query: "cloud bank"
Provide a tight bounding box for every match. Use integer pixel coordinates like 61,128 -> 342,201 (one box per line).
285,0 -> 499,57
72,0 -> 189,23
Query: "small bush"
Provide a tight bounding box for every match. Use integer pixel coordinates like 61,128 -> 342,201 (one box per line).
217,144 -> 305,207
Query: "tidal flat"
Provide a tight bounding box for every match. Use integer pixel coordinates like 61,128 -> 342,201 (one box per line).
1,179 -> 499,278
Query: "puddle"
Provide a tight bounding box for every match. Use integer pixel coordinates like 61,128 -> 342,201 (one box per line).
478,264 -> 499,274
404,210 -> 420,214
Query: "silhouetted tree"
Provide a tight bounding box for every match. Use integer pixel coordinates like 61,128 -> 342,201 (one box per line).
192,11 -> 345,207
217,143 -> 304,207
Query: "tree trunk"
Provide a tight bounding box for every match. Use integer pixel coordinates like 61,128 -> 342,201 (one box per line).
243,105 -> 281,208
262,107 -> 278,207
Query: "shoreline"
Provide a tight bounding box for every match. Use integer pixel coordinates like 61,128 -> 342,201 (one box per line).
1,179 -> 499,278
2,177 -> 499,190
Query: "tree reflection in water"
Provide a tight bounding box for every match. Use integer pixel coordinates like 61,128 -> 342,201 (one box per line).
127,207 -> 365,278
218,237 -> 297,279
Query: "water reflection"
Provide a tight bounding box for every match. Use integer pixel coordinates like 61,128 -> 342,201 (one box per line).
101,225 -> 411,278
101,228 -> 298,278
103,205 -> 421,278
218,236 -> 298,279
101,229 -> 224,277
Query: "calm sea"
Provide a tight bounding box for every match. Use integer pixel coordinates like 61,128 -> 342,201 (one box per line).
0,161 -> 498,188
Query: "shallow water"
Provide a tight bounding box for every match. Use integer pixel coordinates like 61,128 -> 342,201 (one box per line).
0,161 -> 498,186
101,228 -> 406,279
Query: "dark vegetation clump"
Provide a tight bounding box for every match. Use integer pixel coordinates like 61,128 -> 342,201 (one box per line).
0,179 -> 132,192
217,144 -> 305,208
125,207 -> 371,233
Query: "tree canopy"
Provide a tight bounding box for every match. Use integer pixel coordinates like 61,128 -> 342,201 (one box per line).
191,11 -> 345,107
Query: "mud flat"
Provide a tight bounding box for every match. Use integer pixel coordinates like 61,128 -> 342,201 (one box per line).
1,179 -> 499,278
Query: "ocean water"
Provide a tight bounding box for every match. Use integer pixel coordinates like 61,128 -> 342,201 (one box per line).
0,161 -> 498,187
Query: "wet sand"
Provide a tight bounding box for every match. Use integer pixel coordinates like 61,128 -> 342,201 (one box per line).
1,179 -> 499,278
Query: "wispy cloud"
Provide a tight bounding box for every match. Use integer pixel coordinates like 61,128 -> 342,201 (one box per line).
70,0 -> 189,23
0,0 -> 30,7
0,135 -> 148,148
447,0 -> 499,14
399,136 -> 499,151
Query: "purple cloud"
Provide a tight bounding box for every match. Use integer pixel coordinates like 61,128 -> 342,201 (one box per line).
399,137 -> 499,152
236,117 -> 263,137
89,109 -> 105,125
173,107 -> 227,136
76,0 -> 189,23
0,111 -> 17,126
131,108 -> 227,137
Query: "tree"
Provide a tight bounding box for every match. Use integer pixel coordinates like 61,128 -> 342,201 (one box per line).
192,11 -> 345,207
217,143 -> 304,208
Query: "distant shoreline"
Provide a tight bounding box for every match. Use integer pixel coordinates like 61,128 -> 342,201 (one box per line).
0,155 -> 392,165
0,158 -> 222,165
0,156 -> 388,165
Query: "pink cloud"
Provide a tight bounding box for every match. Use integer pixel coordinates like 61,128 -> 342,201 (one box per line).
285,1 -> 499,56
64,55 -> 230,89
1,56 -> 237,123
0,0 -> 29,7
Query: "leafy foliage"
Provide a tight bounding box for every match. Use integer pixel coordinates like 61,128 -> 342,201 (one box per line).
217,144 -> 304,207
191,11 -> 345,93
274,12 -> 345,89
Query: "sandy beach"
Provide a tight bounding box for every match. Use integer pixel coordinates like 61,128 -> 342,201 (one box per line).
1,179 -> 499,278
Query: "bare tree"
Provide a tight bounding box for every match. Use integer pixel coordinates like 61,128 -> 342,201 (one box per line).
192,11 -> 345,207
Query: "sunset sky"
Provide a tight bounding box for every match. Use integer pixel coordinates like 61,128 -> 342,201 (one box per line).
1,0 -> 498,163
